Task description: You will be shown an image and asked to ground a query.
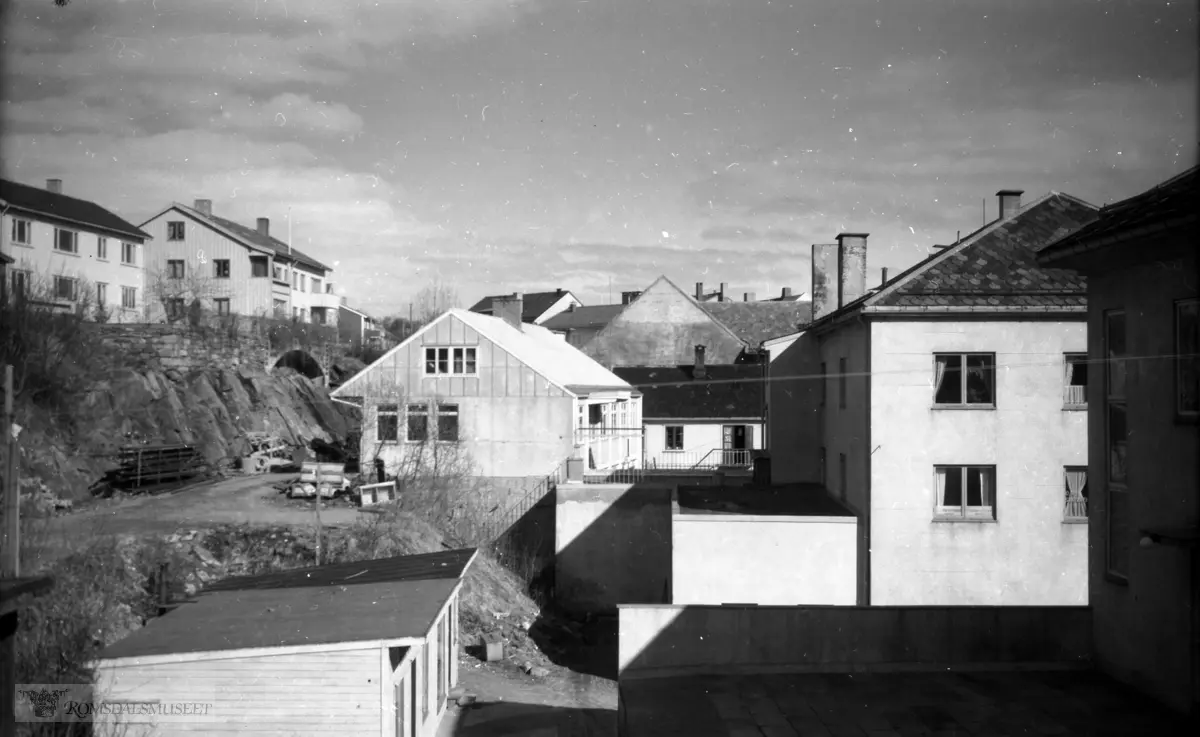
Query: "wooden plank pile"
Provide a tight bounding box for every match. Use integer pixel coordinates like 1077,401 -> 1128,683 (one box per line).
95,444 -> 210,494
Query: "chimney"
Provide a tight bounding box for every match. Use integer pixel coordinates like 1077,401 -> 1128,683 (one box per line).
257,218 -> 270,237
997,189 -> 1024,220
881,267 -> 889,285
695,282 -> 704,300
493,292 -> 524,330
782,287 -> 793,299
719,282 -> 728,302
46,178 -> 62,194
835,232 -> 869,309
568,303 -> 577,312
193,199 -> 212,216
694,344 -> 707,380
743,292 -> 757,302
811,243 -> 840,321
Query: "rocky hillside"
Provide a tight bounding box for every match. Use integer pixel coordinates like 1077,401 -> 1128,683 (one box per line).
20,365 -> 357,502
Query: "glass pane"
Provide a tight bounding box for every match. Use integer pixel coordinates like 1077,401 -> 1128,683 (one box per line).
965,355 -> 993,404
465,349 -> 477,374
1068,355 -> 1088,386
407,414 -> 427,442
437,348 -> 449,373
1178,300 -> 1199,414
935,355 -> 963,404
1108,403 -> 1127,482
942,467 -> 963,508
425,349 -> 436,374
1107,312 -> 1127,398
378,415 -> 398,441
1108,488 -> 1130,578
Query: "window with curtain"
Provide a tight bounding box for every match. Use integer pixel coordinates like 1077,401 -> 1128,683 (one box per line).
1064,466 -> 1088,520
933,353 -> 995,406
665,426 -> 684,450
1105,309 -> 1129,580
1064,354 -> 1088,407
934,465 -> 996,519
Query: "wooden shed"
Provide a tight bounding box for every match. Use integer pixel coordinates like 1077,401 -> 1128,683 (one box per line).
92,549 -> 477,736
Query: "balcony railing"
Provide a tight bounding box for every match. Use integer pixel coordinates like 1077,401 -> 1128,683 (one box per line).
1064,385 -> 1086,406
1065,494 -> 1087,521
575,427 -> 642,471
647,448 -> 752,470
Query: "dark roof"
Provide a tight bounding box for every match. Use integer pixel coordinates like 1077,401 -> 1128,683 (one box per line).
613,364 -> 764,419
676,483 -> 854,517
703,301 -> 814,345
1038,166 -> 1199,259
541,304 -> 625,331
198,209 -> 331,273
98,549 -> 476,661
469,290 -> 569,322
0,179 -> 150,240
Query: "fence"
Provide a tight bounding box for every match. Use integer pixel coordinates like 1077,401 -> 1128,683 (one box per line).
646,448 -> 752,470
483,457 -> 571,543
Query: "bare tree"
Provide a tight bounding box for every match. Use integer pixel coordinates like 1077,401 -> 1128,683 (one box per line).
413,278 -> 460,324
143,264 -> 226,324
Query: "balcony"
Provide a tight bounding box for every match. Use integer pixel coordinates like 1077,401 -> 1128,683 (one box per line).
309,290 -> 342,310
575,427 -> 642,472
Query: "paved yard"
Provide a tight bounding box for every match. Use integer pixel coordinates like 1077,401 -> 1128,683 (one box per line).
620,670 -> 1192,736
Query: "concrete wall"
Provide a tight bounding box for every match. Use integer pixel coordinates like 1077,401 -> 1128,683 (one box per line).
643,421 -> 763,466
555,483 -> 674,612
617,605 -> 1093,678
765,331 -> 823,484
1086,248 -> 1199,715
671,515 -> 857,605
870,319 -> 1089,606
584,278 -> 746,367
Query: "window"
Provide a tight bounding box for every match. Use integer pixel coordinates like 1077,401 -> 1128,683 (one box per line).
437,403 -> 459,442
1104,309 -> 1129,580
588,403 -> 603,427
166,298 -> 186,319
377,403 -> 399,442
213,259 -> 231,278
1064,466 -> 1088,521
214,298 -> 231,316
311,278 -> 322,293
300,274 -> 307,292
273,264 -> 284,281
838,357 -> 847,409
273,299 -> 287,318
934,466 -> 996,520
933,353 -> 995,406
96,282 -> 107,306
436,616 -> 447,709
1177,299 -> 1199,418
250,256 -> 269,278
121,242 -> 136,265
665,425 -> 684,451
167,260 -> 185,279
406,403 -> 429,442
293,271 -> 300,288
97,237 -> 108,260
11,270 -> 29,299
819,362 -> 827,407
167,221 -> 185,241
54,228 -> 77,253
10,218 -> 31,245
121,286 -> 136,310
424,347 -> 477,376
53,275 -> 77,301
1064,354 -> 1088,407
838,452 -> 847,499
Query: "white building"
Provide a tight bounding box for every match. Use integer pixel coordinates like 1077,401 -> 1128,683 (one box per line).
1,177 -> 148,320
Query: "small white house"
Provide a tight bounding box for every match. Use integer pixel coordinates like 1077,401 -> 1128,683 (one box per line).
92,549 -> 477,737
468,288 -> 581,325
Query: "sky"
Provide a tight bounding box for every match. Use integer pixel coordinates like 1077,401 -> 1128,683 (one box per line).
1,0 -> 1195,317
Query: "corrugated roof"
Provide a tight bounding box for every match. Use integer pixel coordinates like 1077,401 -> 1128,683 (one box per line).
469,290 -> 571,322
203,548 -> 476,593
613,364 -> 764,419
0,178 -> 150,240
1038,166 -> 1199,258
541,304 -> 625,331
166,203 -> 331,273
450,309 -> 633,394
702,301 -> 814,346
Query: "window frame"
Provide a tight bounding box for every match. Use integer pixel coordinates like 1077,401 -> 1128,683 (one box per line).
423,346 -> 478,376
121,241 -> 136,265
1064,465 -> 1088,523
214,298 -> 231,316
10,218 -> 31,245
167,260 -> 185,279
167,221 -> 185,241
166,297 -> 186,320
53,227 -> 78,254
97,237 -> 108,261
1063,353 -> 1088,409
96,282 -> 108,307
121,286 -> 137,310
11,270 -> 30,299
932,465 -> 998,521
932,352 -> 997,409
213,259 -> 231,279
53,275 -> 78,302
250,256 -> 269,278
406,403 -> 430,443
665,425 -> 684,451
436,403 -> 459,443
376,403 -> 399,443
1104,309 -> 1129,582
1176,298 -> 1199,422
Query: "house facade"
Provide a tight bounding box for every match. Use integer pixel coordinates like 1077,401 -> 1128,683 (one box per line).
768,190 -> 1099,606
0,177 -> 149,320
1037,166 -> 1199,719
93,549 -> 476,737
331,295 -> 641,506
340,301 -> 381,347
138,199 -> 339,323
468,288 -> 581,325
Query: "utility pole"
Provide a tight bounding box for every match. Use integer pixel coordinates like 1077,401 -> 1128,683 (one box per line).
3,365 -> 18,577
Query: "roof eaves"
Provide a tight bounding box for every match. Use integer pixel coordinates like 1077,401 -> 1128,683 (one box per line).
4,200 -> 150,241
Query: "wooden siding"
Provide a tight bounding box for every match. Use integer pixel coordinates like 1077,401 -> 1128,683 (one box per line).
140,210 -> 276,318
95,648 -> 382,736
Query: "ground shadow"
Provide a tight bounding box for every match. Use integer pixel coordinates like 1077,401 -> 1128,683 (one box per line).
449,701 -> 616,736
527,609 -> 619,680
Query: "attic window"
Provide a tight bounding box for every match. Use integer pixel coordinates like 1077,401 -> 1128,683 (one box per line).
167,221 -> 185,241
424,347 -> 476,376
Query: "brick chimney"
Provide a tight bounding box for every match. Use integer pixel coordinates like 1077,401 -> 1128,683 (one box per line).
257,218 -> 270,237
621,291 -> 642,305
781,287 -> 793,299
811,243 -> 840,321
719,282 -> 728,302
193,199 -> 212,216
997,190 -> 1023,220
836,233 -> 868,309
693,344 -> 707,380
46,179 -> 62,194
493,292 -> 524,330
695,282 -> 704,300
743,292 -> 757,302
881,267 -> 889,285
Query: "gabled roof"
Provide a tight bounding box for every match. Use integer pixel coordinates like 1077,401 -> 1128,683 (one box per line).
808,191 -> 1099,332
702,301 -> 814,346
613,364 -> 764,420
1038,166 -> 1199,261
541,304 -> 625,331
0,178 -> 150,240
97,550 -> 477,662
469,290 -> 573,322
333,308 -> 633,398
142,202 -> 332,273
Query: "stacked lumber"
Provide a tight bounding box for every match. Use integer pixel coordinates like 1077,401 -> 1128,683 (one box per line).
104,444 -> 209,491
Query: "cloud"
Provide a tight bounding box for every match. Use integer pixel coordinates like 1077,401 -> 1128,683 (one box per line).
699,225 -> 806,243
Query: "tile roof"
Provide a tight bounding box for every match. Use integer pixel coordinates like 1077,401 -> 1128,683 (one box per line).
469,290 -> 570,322
1038,165 -> 1199,258
613,364 -> 764,419
169,202 -> 331,273
98,549 -> 477,661
541,304 -> 625,331
202,548 -> 476,593
0,178 -> 149,240
702,301 -> 814,346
